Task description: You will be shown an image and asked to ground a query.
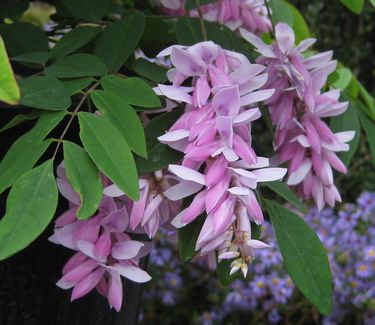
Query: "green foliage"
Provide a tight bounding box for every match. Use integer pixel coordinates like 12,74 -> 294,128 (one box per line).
78,112 -> 139,200
178,214 -> 205,262
328,66 -> 353,90
264,181 -> 307,213
176,17 -> 249,57
0,111 -> 66,194
0,36 -> 20,105
51,26 -> 101,61
269,0 -> 310,42
0,0 -> 29,18
330,98 -> 360,166
0,160 -> 58,260
12,51 -> 51,68
266,200 -> 333,315
340,0 -> 365,14
185,0 -> 217,10
63,142 -> 102,220
91,90 -> 147,157
0,22 -> 49,56
44,54 -> 108,78
61,77 -> 94,95
356,101 -> 375,168
131,58 -> 168,83
94,12 -> 145,71
62,0 -> 111,22
0,111 -> 40,133
100,75 -> 161,108
19,76 -> 71,111
136,110 -> 183,175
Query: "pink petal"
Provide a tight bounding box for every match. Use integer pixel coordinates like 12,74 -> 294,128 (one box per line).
240,89 -> 274,107
71,268 -> 105,301
170,47 -> 207,76
107,271 -> 123,312
157,84 -> 193,104
275,22 -> 295,54
111,240 -> 144,260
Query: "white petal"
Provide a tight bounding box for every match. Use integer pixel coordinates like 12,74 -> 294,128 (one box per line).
287,159 -> 312,186
168,165 -> 206,185
103,184 -> 124,197
253,168 -> 287,182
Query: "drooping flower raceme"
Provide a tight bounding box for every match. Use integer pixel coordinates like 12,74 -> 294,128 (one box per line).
240,22 -> 355,210
155,41 -> 286,276
50,164 -> 178,311
157,0 -> 272,35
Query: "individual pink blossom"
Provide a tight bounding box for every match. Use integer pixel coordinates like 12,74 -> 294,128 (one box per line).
241,22 -> 355,209
157,0 -> 271,35
155,41 -> 287,275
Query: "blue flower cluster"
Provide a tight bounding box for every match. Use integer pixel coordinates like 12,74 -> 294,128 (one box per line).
141,192 -> 375,324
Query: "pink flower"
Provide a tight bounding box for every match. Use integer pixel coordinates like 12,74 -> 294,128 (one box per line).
157,0 -> 272,35
242,22 -> 354,210
50,165 -> 181,311
156,41 -> 286,274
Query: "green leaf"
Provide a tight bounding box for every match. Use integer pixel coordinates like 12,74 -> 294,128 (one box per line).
356,102 -> 375,168
63,142 -> 102,220
266,200 -> 332,315
0,36 -> 20,105
0,0 -> 29,18
358,82 -> 375,120
132,58 -> 168,83
328,66 -> 352,90
62,77 -> 94,95
370,0 -> 375,7
12,51 -> 51,68
44,53 -> 107,78
0,160 -> 58,260
175,17 -> 250,58
19,76 -> 71,110
78,112 -> 139,200
0,111 -> 66,194
62,0 -> 111,22
91,90 -> 147,158
94,12 -> 145,72
0,22 -> 49,56
340,0 -> 365,14
140,16 -> 177,56
178,214 -> 205,261
217,259 -> 242,286
185,0 -> 216,10
0,111 -> 41,133
101,75 -> 160,108
264,181 -> 307,213
269,0 -> 310,42
136,110 -> 183,175
51,26 -> 101,60
330,98 -> 360,166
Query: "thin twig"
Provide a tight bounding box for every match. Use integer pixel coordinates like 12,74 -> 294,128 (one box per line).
52,81 -> 100,160
196,0 -> 208,41
264,0 -> 276,34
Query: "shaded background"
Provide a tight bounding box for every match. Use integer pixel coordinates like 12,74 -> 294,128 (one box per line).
0,1 -> 375,324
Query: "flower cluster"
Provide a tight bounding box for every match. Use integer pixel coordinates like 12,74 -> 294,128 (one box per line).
157,0 -> 272,35
142,192 -> 375,325
50,164 -> 178,311
155,40 -> 286,275
240,23 -> 355,210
